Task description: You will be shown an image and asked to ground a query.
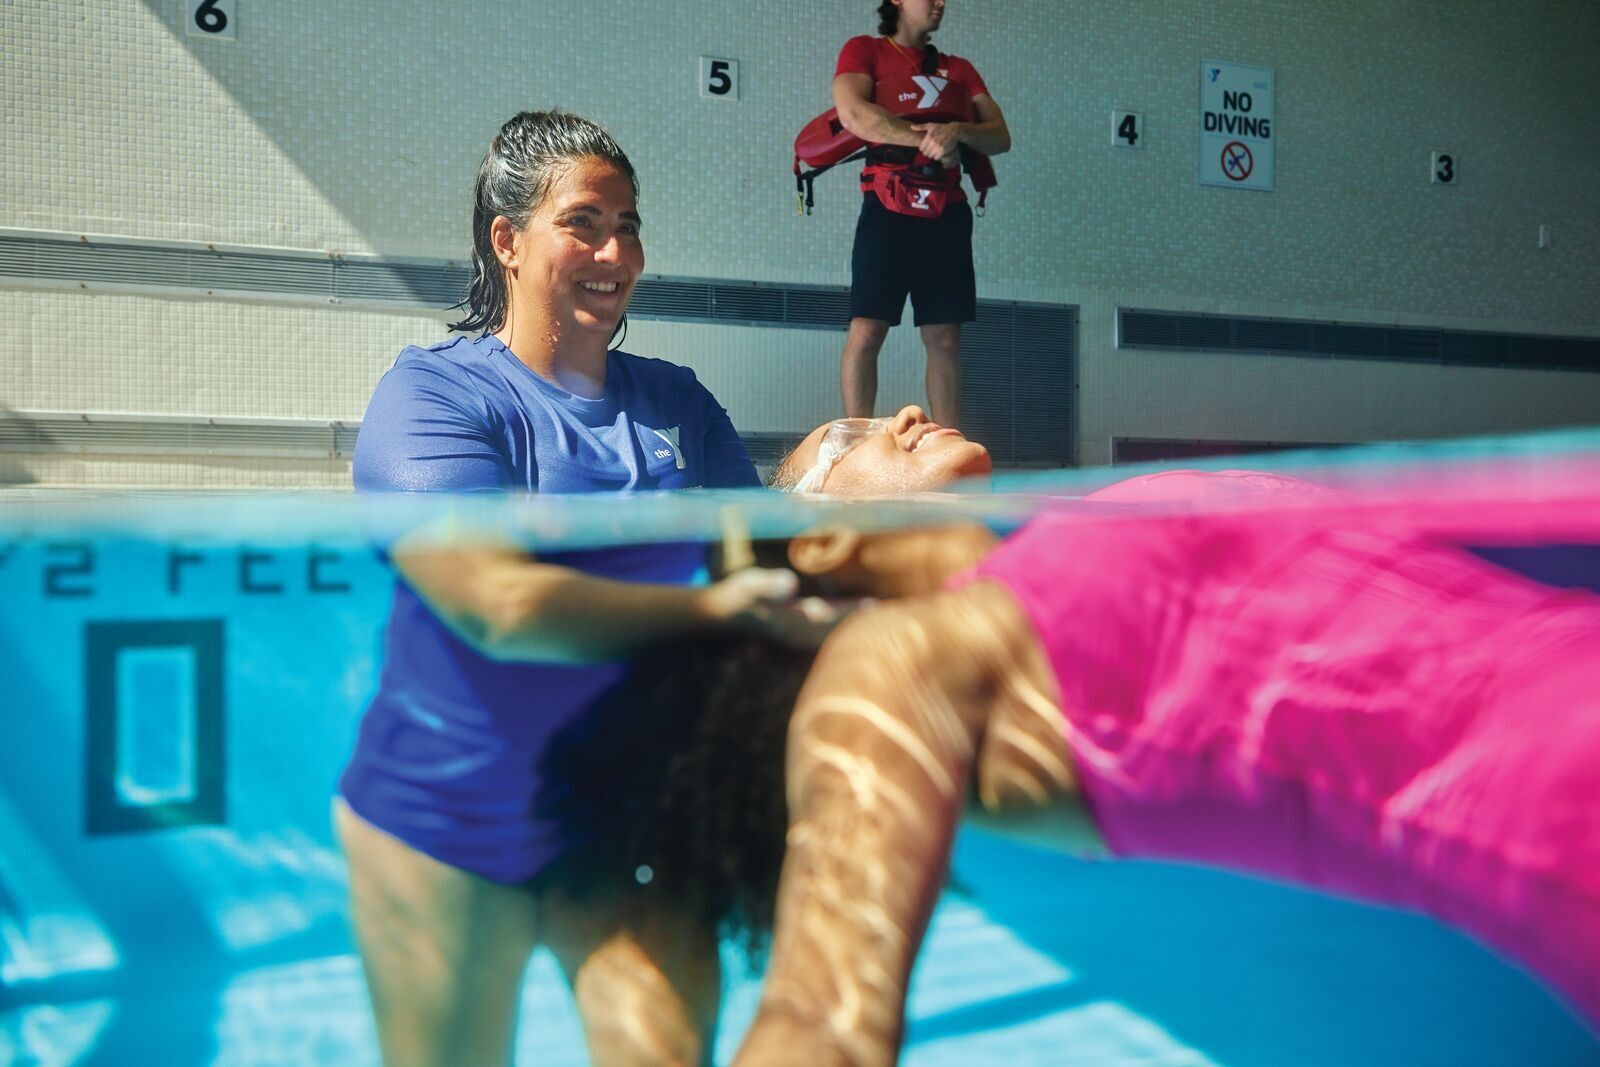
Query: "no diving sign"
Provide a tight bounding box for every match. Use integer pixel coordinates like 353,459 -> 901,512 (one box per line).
1200,60 -> 1274,191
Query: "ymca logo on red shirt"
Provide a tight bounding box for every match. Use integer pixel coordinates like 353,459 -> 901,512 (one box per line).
910,75 -> 947,108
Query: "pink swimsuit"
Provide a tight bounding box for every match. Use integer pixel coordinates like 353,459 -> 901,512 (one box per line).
967,467 -> 1600,1027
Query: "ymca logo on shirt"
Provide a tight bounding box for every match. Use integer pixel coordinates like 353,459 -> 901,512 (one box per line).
635,424 -> 685,470
910,75 -> 948,108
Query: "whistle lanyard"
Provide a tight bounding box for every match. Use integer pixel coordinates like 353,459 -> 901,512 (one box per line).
883,36 -> 924,74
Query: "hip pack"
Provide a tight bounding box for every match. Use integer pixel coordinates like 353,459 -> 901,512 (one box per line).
860,146 -> 959,217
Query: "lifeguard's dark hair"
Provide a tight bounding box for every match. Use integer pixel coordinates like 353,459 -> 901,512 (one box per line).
449,110 -> 639,334
877,0 -> 899,35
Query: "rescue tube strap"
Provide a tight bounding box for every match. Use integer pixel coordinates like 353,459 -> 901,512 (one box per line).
796,148 -> 869,214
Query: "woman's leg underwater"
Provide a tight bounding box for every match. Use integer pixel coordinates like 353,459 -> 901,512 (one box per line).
541,884 -> 723,1067
334,799 -> 541,1067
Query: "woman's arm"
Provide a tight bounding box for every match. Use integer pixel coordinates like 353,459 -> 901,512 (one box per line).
362,354 -> 798,663
697,379 -> 761,489
354,355 -> 511,493
394,537 -> 797,665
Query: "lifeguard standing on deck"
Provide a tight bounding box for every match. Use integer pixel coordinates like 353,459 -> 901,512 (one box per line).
833,0 -> 1010,430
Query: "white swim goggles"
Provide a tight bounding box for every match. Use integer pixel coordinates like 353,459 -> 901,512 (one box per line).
790,417 -> 893,493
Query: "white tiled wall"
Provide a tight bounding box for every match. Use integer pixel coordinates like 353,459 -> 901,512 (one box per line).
4,0 -> 1598,482
6,290 -> 430,420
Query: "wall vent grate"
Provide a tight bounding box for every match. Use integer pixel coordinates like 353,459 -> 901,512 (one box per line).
1,415 -> 824,475
1,231 -> 1079,468
0,413 -> 355,460
1119,309 -> 1600,374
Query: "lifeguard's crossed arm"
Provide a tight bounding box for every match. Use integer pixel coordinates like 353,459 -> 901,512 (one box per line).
914,93 -> 1011,162
832,72 -> 928,151
834,73 -> 1011,168
734,581 -> 1084,1066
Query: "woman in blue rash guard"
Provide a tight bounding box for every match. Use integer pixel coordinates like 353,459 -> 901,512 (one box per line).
334,110 -> 799,1067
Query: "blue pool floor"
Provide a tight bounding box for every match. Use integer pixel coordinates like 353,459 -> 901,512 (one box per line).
4,828 -> 1595,1066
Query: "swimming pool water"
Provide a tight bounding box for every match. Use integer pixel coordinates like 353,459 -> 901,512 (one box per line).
0,506 -> 1595,1065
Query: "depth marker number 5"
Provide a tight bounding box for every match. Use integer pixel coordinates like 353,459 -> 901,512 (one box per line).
701,57 -> 739,100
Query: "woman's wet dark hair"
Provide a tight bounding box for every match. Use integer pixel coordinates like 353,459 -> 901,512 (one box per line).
877,0 -> 899,35
450,110 -> 640,334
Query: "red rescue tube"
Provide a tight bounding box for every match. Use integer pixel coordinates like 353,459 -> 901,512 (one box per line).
793,76 -> 997,212
794,108 -> 866,173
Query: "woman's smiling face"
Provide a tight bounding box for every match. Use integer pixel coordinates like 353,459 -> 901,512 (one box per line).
509,156 -> 643,339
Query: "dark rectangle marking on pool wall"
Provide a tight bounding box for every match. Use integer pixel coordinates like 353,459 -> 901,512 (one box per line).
84,619 -> 226,835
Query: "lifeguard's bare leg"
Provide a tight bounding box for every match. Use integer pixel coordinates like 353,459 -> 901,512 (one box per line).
841,318 -> 892,418
919,323 -> 962,430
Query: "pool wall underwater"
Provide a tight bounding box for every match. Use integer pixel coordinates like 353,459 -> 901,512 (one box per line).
1,493 -> 1597,1065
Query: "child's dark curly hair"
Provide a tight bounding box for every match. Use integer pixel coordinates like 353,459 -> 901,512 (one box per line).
538,629 -> 817,961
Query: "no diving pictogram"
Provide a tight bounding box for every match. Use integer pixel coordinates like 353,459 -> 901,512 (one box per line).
1221,140 -> 1253,181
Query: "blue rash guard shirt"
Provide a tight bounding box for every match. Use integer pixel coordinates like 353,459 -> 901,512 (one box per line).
339,333 -> 758,883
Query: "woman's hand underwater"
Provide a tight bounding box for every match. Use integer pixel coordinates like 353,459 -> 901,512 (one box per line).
700,567 -> 854,648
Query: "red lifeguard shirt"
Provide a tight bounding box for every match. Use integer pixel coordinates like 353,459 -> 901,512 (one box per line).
835,35 -> 990,202
834,35 -> 989,97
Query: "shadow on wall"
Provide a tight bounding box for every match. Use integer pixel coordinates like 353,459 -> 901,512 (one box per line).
0,409 -> 42,485
135,1 -> 566,259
